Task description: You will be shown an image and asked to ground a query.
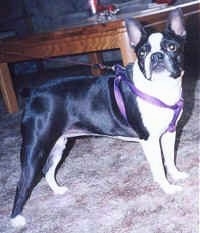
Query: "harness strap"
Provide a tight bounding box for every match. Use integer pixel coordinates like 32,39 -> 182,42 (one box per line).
114,75 -> 128,121
113,64 -> 184,133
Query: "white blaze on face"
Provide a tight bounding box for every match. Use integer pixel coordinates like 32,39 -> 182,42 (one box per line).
145,33 -> 163,80
148,33 -> 163,52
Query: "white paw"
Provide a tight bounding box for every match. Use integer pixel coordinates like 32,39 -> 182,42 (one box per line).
162,184 -> 183,194
11,215 -> 26,228
171,171 -> 189,181
53,186 -> 68,195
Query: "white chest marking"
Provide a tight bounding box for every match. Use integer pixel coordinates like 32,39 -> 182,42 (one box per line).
132,58 -> 183,137
137,99 -> 174,137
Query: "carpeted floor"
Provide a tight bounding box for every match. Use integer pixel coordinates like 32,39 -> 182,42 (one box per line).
0,68 -> 199,233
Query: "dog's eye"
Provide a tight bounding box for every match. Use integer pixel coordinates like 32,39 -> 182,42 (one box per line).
168,43 -> 176,52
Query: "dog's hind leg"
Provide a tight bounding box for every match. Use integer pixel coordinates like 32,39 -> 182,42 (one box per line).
44,135 -> 68,195
11,142 -> 48,228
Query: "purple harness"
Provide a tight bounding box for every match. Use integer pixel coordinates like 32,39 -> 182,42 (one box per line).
113,64 -> 183,133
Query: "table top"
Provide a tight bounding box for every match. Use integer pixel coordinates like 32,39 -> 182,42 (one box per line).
1,0 -> 198,40
49,0 -> 198,32
0,0 -> 199,63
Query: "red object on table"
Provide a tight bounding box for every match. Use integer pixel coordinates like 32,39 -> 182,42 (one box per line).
97,4 -> 117,12
89,0 -> 117,14
154,0 -> 174,4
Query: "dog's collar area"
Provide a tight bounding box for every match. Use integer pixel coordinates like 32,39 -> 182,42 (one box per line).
113,64 -> 184,133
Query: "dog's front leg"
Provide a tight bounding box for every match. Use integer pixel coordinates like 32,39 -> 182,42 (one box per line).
141,137 -> 182,194
161,131 -> 189,181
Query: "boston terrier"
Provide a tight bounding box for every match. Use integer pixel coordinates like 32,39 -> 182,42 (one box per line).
11,9 -> 189,228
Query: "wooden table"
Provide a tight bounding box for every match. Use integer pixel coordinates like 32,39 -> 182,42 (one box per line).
0,1 -> 199,113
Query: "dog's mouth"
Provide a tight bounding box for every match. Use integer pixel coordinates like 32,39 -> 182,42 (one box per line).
145,62 -> 167,80
143,52 -> 168,80
150,62 -> 166,73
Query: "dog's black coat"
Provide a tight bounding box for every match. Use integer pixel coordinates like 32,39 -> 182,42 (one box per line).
22,75 -> 148,139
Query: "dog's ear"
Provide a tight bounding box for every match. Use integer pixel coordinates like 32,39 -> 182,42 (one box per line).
166,8 -> 186,38
125,18 -> 146,47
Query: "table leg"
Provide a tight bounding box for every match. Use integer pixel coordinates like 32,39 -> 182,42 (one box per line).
88,52 -> 103,76
119,31 -> 136,66
0,63 -> 19,113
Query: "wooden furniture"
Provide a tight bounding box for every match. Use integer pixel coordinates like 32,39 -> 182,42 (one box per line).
0,1 -> 199,113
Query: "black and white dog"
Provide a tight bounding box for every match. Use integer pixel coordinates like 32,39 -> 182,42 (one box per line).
11,9 -> 189,227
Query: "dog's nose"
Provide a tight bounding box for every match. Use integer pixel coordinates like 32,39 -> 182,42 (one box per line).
151,52 -> 164,63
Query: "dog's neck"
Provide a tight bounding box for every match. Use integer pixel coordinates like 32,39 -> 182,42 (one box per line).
132,61 -> 183,106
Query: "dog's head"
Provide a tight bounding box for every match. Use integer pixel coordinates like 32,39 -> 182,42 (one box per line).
126,9 -> 186,81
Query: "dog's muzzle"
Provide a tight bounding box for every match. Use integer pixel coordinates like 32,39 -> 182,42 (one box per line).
150,52 -> 182,79
150,52 -> 165,72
